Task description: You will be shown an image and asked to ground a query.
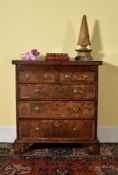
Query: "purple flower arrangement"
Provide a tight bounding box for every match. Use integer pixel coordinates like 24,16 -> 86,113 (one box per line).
22,49 -> 40,60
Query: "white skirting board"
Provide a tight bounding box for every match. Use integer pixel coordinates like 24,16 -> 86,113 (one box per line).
0,126 -> 118,143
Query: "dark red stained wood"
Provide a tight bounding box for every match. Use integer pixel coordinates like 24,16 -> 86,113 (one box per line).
12,60 -> 102,154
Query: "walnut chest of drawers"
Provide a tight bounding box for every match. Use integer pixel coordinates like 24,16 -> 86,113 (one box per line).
12,60 -> 102,154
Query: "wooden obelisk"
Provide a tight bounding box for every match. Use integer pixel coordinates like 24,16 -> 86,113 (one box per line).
75,15 -> 92,60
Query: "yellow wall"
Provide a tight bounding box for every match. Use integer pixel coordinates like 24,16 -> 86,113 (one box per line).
0,0 -> 118,126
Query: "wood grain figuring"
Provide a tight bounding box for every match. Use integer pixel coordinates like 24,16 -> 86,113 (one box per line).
19,120 -> 95,140
18,84 -> 96,100
12,60 -> 102,154
19,101 -> 95,119
17,65 -> 56,83
58,66 -> 98,85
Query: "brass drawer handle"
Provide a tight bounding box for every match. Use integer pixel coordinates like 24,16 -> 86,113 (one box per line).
35,89 -> 41,95
73,128 -> 77,132
73,89 -> 79,95
83,73 -> 88,80
35,127 -> 40,131
64,74 -> 70,79
54,121 -> 59,127
43,74 -> 49,80
35,106 -> 41,112
72,107 -> 80,113
25,74 -> 30,80
73,128 -> 79,134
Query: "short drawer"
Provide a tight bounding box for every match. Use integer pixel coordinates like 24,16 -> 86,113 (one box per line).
18,84 -> 96,100
19,101 -> 95,119
19,120 -> 95,140
17,65 -> 56,83
59,66 -> 97,84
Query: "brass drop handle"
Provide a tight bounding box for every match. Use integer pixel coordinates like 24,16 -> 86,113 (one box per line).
54,121 -> 60,127
35,127 -> 40,131
64,74 -> 70,79
35,106 -> 41,112
73,89 -> 79,95
73,128 -> 79,134
83,74 -> 88,80
72,107 -> 80,113
73,128 -> 77,132
25,74 -> 30,80
43,74 -> 49,80
35,89 -> 41,94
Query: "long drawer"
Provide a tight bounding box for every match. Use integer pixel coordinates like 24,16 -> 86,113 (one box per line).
19,101 -> 95,119
18,84 -> 96,100
19,120 -> 95,140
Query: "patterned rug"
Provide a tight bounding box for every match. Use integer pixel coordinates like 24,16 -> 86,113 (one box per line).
0,143 -> 118,175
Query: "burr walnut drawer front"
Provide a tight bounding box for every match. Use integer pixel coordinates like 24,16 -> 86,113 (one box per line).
18,84 -> 96,100
17,65 -> 56,83
59,66 -> 97,84
19,120 -> 95,140
19,101 -> 95,119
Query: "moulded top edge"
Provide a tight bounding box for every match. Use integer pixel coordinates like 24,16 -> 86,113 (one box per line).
12,60 -> 102,66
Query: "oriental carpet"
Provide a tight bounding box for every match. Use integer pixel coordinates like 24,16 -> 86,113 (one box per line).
0,143 -> 118,175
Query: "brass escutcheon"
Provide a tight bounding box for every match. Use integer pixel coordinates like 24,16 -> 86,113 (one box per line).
54,102 -> 58,106
54,121 -> 59,127
55,85 -> 58,90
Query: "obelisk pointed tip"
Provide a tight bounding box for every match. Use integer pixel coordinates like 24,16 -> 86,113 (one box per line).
83,14 -> 87,18
82,15 -> 87,21
77,15 -> 91,48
